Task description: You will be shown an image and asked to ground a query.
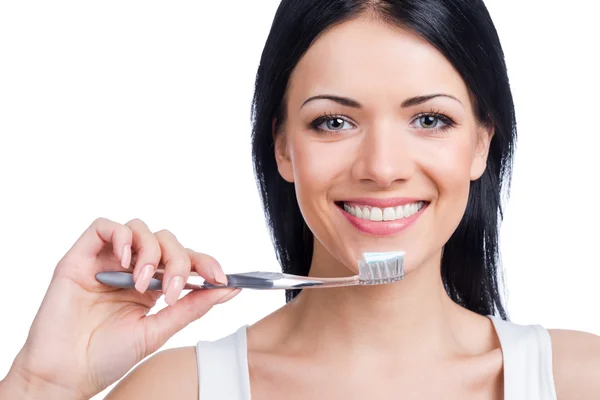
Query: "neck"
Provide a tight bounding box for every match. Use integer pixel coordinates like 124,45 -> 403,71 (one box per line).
280,244 -> 473,360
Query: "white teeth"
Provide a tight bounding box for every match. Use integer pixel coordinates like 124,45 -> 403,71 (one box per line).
370,207 -> 383,221
395,206 -> 404,219
383,207 -> 396,221
343,201 -> 425,222
363,208 -> 371,220
354,206 -> 362,218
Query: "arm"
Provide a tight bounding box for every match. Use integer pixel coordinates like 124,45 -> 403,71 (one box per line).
105,346 -> 199,400
550,329 -> 600,399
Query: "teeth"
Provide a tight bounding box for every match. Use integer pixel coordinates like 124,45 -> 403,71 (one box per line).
354,206 -> 362,218
383,207 -> 395,221
343,201 -> 425,222
395,206 -> 404,219
370,207 -> 383,221
363,208 -> 371,220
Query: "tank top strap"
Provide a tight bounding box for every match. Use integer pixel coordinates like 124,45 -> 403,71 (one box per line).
488,315 -> 557,400
196,325 -> 251,400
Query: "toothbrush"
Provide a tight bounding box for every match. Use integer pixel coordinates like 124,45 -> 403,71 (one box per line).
95,251 -> 405,290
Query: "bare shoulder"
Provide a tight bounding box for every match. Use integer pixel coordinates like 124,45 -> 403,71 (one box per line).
105,346 -> 198,400
549,329 -> 600,399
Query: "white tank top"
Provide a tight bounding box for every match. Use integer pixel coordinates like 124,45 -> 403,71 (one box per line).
195,315 -> 557,399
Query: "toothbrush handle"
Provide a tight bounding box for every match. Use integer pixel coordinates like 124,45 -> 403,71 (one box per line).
95,271 -> 243,291
95,271 -> 165,291
101,254 -> 364,290
95,271 -> 360,291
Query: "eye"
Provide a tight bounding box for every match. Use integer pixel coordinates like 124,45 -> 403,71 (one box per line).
310,115 -> 355,133
411,113 -> 455,131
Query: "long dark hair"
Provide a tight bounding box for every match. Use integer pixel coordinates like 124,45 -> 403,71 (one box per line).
251,0 -> 516,320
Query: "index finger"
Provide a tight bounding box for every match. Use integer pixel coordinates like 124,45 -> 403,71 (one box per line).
62,217 -> 132,270
186,250 -> 227,285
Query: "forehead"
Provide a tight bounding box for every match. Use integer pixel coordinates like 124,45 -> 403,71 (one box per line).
288,17 -> 471,108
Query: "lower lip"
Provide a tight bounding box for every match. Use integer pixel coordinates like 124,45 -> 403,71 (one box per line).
339,203 -> 427,236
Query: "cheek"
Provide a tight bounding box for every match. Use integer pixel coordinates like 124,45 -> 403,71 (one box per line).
418,135 -> 474,232
289,136 -> 350,200
288,136 -> 355,243
430,142 -> 472,195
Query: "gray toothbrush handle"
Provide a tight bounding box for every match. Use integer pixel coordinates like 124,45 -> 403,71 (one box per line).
95,271 -> 164,291
95,271 -> 276,291
95,271 -> 267,291
94,270 -> 352,290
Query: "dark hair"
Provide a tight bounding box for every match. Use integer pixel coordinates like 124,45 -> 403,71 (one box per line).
251,0 -> 516,320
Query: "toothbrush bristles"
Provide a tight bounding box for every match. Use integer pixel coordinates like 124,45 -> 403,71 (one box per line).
358,251 -> 405,284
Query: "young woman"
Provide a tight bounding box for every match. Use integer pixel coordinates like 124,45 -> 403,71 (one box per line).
1,1 -> 598,399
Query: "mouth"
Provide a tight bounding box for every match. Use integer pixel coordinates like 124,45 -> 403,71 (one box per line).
334,198 -> 429,236
337,200 -> 426,221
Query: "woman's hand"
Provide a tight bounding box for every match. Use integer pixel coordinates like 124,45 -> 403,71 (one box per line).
1,217 -> 239,399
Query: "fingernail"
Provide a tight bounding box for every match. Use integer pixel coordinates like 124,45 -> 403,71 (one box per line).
134,263 -> 153,282
217,289 -> 240,305
135,264 -> 154,293
121,244 -> 131,269
214,268 -> 228,285
165,277 -> 184,306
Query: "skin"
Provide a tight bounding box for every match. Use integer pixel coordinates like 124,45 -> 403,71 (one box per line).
1,15 -> 599,400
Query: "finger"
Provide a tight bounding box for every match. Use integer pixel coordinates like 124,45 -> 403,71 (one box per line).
142,288 -> 241,354
98,281 -> 162,309
125,219 -> 162,294
154,229 -> 191,306
61,217 -> 133,272
186,249 -> 228,285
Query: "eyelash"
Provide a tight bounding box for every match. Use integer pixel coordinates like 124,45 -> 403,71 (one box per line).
308,109 -> 456,134
308,112 -> 350,134
413,109 -> 456,132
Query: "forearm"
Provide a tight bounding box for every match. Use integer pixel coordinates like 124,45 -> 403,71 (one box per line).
0,365 -> 87,400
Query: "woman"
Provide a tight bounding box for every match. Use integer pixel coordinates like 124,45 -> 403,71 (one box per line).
1,0 -> 598,398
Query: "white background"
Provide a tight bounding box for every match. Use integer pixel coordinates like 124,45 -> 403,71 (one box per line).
0,1 -> 598,398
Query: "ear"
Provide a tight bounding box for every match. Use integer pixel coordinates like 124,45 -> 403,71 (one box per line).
470,124 -> 494,180
273,118 -> 294,183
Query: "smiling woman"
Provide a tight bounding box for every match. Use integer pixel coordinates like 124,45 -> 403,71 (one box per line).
1,1 -> 599,400
256,2 -> 509,317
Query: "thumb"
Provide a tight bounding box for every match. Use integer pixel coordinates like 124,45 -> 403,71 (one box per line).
141,288 -> 241,354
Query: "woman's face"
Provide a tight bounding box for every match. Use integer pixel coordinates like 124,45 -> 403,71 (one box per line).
274,17 -> 493,275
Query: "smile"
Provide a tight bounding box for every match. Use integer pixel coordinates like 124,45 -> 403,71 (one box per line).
335,198 -> 429,236
342,201 -> 425,222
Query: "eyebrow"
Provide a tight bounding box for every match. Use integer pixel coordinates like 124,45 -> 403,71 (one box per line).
300,93 -> 463,109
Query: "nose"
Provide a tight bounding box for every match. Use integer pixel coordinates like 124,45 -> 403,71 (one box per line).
351,123 -> 415,187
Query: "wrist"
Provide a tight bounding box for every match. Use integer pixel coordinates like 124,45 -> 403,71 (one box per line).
1,365 -> 87,400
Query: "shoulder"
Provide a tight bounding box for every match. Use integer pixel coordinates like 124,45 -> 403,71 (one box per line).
105,346 -> 198,400
549,329 -> 600,399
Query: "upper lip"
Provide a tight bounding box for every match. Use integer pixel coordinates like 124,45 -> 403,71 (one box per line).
338,198 -> 426,208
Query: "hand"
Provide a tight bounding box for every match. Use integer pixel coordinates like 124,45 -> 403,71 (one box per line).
3,218 -> 240,399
